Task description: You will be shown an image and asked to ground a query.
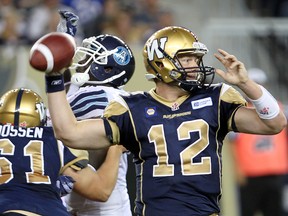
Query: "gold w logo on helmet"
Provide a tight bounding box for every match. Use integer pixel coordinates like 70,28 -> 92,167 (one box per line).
146,38 -> 168,61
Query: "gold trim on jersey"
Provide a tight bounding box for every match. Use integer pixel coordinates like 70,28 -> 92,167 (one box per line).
103,99 -> 127,144
68,148 -> 89,160
219,84 -> 247,131
104,100 -> 128,117
4,210 -> 41,216
149,88 -> 190,108
60,156 -> 88,173
220,84 -> 247,105
106,120 -> 120,144
69,155 -> 89,170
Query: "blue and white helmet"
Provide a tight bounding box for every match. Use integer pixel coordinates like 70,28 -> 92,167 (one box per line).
70,34 -> 135,88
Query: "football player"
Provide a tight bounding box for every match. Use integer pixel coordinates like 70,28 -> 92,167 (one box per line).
62,34 -> 135,216
0,88 -> 125,216
43,26 -> 287,215
55,10 -> 134,216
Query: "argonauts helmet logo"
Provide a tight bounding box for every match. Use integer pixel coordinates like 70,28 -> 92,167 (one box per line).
113,46 -> 131,66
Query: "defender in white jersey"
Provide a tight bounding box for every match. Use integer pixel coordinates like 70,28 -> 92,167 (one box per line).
63,34 -> 135,216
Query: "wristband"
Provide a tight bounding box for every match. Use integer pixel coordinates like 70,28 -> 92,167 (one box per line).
45,75 -> 65,93
248,85 -> 280,119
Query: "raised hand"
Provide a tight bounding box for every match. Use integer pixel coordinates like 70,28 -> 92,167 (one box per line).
214,49 -> 249,86
57,10 -> 79,36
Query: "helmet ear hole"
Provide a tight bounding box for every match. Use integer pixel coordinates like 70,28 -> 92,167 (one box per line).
103,66 -> 113,73
155,61 -> 164,68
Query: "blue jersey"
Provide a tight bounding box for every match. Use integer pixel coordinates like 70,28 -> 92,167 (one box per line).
103,83 -> 246,216
0,125 -> 86,216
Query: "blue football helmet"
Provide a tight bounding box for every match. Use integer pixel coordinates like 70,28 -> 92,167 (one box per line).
70,34 -> 135,88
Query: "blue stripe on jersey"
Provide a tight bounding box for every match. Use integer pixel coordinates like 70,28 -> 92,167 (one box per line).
69,90 -> 109,118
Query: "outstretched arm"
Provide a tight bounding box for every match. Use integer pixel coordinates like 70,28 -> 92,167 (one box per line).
214,49 -> 287,134
63,145 -> 125,201
42,10 -> 111,150
46,75 -> 110,149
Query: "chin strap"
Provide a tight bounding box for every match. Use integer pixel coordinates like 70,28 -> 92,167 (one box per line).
71,72 -> 90,86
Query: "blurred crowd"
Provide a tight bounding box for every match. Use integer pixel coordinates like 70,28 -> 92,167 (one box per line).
0,0 -> 175,46
244,0 -> 288,17
1,0 -> 288,46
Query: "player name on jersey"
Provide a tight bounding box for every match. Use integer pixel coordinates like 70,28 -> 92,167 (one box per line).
0,124 -> 44,138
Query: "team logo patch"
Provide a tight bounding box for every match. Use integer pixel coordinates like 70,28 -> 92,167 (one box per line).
113,46 -> 130,65
259,107 -> 269,115
171,102 -> 179,111
19,121 -> 28,127
145,107 -> 157,117
191,97 -> 213,109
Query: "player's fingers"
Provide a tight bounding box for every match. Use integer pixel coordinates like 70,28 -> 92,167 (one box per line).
64,12 -> 78,19
214,53 -> 231,66
58,10 -> 66,18
217,49 -> 230,56
214,53 -> 223,63
64,12 -> 74,17
229,61 -> 241,69
224,55 -> 237,63
217,49 -> 239,65
215,68 -> 225,77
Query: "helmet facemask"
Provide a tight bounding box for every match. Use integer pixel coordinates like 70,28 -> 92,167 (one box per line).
69,37 -> 117,86
172,53 -> 215,92
69,35 -> 135,88
155,46 -> 215,92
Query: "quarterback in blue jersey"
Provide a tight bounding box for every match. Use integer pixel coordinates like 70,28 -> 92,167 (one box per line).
0,88 -> 125,216
44,26 -> 287,216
